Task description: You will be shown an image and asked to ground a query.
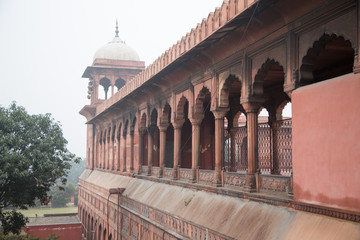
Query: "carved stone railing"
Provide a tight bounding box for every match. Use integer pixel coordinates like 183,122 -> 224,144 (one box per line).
198,170 -> 214,186
258,123 -> 271,174
224,126 -> 248,172
152,167 -> 161,177
277,119 -> 292,176
224,172 -> 246,188
259,175 -> 291,193
179,168 -> 192,181
141,165 -> 149,174
164,167 -> 173,179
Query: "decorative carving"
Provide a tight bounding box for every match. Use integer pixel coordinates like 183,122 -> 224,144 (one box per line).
258,123 -> 271,174
260,175 -> 290,192
224,172 -> 246,187
198,170 -> 214,185
152,167 -> 161,177
293,202 -> 360,223
164,168 -> 173,178
224,126 -> 248,172
179,168 -> 192,180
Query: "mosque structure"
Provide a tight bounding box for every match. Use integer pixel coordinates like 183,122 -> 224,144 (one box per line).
78,0 -> 360,239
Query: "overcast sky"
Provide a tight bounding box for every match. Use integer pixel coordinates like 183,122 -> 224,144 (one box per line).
0,0 -> 225,158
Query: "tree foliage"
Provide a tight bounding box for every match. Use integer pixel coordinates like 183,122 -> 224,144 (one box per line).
50,183 -> 75,208
0,102 -> 80,234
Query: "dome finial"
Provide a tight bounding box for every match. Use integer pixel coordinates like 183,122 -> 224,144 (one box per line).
115,19 -> 119,37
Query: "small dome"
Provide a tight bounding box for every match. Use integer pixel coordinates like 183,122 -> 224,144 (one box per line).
93,36 -> 140,61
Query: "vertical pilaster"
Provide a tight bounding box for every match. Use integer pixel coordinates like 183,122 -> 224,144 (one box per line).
101,133 -> 105,168
147,126 -> 155,176
212,109 -> 228,187
158,124 -> 169,178
113,124 -> 119,171
242,102 -> 261,192
122,132 -> 127,172
190,117 -> 203,183
108,126 -> 113,170
138,129 -> 145,174
104,130 -> 109,169
93,131 -> 98,170
130,127 -> 135,172
172,120 -> 184,179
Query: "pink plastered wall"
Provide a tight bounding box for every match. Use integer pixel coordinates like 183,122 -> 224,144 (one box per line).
292,73 -> 360,212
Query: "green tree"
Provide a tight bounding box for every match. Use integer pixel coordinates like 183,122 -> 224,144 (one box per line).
50,183 -> 75,208
0,102 -> 80,234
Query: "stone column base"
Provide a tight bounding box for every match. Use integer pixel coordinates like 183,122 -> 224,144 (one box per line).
213,171 -> 222,187
244,174 -> 257,192
172,168 -> 178,180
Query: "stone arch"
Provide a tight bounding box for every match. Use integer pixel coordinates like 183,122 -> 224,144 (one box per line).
150,108 -> 158,126
103,228 -> 107,240
161,103 -> 174,168
99,77 -> 111,100
176,96 -> 189,120
123,119 -> 129,137
98,224 -> 102,240
161,103 -> 171,124
195,87 -> 215,170
150,108 -> 160,167
299,33 -> 354,85
140,113 -> 148,166
253,58 -> 285,97
275,100 -> 291,121
219,74 -> 242,108
194,87 -> 212,115
115,78 -> 126,91
140,112 -> 147,130
176,96 -> 192,168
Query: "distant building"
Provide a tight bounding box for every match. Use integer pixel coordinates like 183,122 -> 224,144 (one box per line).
23,214 -> 81,240
79,0 -> 360,239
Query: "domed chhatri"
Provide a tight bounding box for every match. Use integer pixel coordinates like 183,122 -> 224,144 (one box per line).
93,20 -> 140,62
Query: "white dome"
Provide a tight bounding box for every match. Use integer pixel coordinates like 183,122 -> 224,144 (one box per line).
93,36 -> 140,61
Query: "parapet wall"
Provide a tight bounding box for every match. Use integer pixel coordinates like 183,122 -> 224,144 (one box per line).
292,73 -> 360,213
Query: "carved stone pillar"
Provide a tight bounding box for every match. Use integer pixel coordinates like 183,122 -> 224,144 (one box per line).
270,121 -> 282,174
172,120 -> 184,180
137,128 -> 145,174
242,102 -> 261,192
104,131 -> 108,169
108,126 -> 113,170
93,132 -> 98,170
147,126 -> 155,176
212,108 -> 228,187
190,116 -> 203,183
158,124 -> 169,178
130,127 -> 135,172
121,131 -> 127,172
113,124 -> 119,171
101,134 -> 105,169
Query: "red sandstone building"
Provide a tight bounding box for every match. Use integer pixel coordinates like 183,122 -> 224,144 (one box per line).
78,0 -> 360,239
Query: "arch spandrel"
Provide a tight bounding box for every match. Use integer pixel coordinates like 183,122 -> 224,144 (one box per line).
299,33 -> 354,85
251,44 -> 287,84
298,10 -> 357,64
218,65 -> 243,108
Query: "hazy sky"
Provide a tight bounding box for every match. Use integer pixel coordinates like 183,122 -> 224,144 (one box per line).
0,0 -> 225,158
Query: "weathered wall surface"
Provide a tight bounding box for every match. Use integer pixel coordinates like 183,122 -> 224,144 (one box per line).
24,223 -> 82,240
79,170 -> 360,240
292,73 -> 360,212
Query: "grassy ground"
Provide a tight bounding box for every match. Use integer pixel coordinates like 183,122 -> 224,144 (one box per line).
15,206 -> 78,218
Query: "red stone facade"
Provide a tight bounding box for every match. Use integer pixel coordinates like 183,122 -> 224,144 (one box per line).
79,0 -> 360,239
